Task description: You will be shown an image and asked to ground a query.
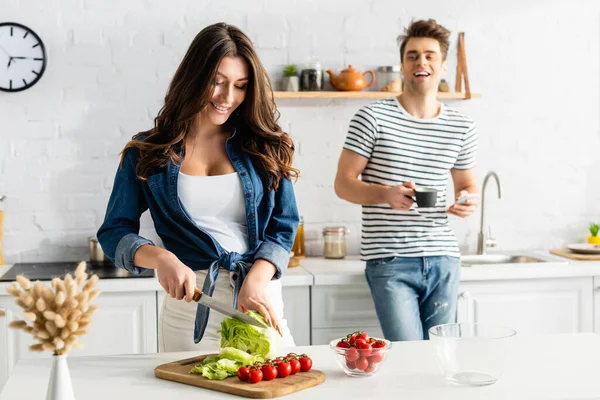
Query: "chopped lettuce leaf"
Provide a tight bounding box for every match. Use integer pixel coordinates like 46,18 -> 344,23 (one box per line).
219,347 -> 262,365
216,358 -> 243,374
202,355 -> 220,365
197,363 -> 230,380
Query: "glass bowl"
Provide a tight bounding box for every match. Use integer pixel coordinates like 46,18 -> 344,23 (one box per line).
429,323 -> 516,386
328,337 -> 392,377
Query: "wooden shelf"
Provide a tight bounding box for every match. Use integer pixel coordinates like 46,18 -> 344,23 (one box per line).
273,91 -> 481,100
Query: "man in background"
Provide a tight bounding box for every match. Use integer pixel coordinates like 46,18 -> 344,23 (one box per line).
334,19 -> 479,341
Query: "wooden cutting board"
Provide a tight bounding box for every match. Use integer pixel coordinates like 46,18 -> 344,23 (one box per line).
155,354 -> 326,399
550,248 -> 600,261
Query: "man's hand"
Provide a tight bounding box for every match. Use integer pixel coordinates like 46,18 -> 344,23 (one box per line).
447,190 -> 478,218
385,181 -> 416,210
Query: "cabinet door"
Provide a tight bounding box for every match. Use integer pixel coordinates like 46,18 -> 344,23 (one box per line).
0,291 -> 157,391
0,302 -> 17,393
457,278 -> 593,335
76,291 -> 157,356
311,285 -> 379,329
282,286 -> 311,346
594,277 -> 600,334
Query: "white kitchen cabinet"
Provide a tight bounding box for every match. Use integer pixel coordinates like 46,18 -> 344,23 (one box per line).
282,286 -> 311,346
0,291 -> 157,392
457,278 -> 594,335
310,285 -> 382,345
594,277 -> 600,334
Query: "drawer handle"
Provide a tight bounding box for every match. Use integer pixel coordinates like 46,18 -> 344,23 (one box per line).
458,291 -> 474,323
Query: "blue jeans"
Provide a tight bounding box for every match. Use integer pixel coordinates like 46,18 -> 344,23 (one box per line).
365,256 -> 461,341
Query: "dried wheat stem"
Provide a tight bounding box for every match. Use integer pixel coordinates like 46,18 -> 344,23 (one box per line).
9,320 -> 27,329
16,275 -> 31,290
29,344 -> 44,352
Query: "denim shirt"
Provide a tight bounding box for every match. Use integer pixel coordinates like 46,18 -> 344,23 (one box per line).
97,129 -> 299,343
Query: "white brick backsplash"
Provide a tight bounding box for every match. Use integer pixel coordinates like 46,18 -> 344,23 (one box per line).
0,0 -> 599,263
34,212 -> 96,231
41,174 -> 104,195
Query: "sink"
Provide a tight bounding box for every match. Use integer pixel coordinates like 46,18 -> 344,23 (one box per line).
460,254 -> 546,265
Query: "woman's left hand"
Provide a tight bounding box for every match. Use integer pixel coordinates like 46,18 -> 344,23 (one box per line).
237,260 -> 282,336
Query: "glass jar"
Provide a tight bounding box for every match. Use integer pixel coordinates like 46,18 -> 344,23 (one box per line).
377,65 -> 402,92
291,216 -> 305,258
322,226 -> 349,259
0,196 -> 5,265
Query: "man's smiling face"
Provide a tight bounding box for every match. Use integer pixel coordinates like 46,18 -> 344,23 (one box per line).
401,37 -> 447,95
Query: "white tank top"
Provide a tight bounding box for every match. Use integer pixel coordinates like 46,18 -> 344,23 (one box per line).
177,172 -> 249,254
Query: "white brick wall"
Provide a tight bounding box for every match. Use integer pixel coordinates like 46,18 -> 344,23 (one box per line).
1,0 -> 599,262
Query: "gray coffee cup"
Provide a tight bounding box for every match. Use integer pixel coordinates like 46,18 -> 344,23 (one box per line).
415,187 -> 437,208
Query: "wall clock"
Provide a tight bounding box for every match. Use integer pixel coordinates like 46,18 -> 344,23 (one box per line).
0,22 -> 47,92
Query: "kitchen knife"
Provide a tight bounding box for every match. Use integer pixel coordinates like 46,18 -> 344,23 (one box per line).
191,288 -> 270,330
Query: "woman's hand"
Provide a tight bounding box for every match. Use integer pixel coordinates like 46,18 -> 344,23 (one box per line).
154,252 -> 197,302
238,260 -> 282,335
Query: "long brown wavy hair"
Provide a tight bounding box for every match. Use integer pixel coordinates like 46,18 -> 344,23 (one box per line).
121,23 -> 297,191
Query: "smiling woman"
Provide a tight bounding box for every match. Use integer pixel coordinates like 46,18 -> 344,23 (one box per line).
97,23 -> 299,353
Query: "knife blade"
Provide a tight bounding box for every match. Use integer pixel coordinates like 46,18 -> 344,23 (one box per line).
191,288 -> 270,330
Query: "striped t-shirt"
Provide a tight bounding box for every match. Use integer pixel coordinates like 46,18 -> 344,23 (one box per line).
343,97 -> 478,260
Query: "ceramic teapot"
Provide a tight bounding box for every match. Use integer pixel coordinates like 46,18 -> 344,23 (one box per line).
326,65 -> 375,91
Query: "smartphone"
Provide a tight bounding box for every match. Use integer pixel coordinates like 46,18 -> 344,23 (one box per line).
456,193 -> 480,205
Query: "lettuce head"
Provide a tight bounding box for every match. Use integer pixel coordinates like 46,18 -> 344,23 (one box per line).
218,311 -> 280,359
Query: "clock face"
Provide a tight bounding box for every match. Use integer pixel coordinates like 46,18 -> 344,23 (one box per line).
0,22 -> 47,92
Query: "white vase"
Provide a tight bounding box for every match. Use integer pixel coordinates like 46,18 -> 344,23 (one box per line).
282,76 -> 299,92
46,354 -> 75,400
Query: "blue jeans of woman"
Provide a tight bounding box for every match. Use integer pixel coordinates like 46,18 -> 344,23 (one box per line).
365,256 -> 460,341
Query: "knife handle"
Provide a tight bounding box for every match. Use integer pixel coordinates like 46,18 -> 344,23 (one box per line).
191,288 -> 202,302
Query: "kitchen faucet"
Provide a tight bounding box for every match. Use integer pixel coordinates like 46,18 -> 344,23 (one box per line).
477,171 -> 502,255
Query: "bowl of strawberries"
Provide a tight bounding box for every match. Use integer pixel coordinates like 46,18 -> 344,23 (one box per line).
329,331 -> 391,377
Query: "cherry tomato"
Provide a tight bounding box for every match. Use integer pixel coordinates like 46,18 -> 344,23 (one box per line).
276,361 -> 292,378
354,338 -> 367,347
348,334 -> 357,345
299,355 -> 312,372
368,352 -> 384,364
336,339 -> 350,348
289,358 -> 301,374
355,357 -> 369,371
356,341 -> 372,357
248,368 -> 263,384
365,362 -> 376,373
237,366 -> 249,381
356,332 -> 368,341
345,347 -> 359,362
371,340 -> 386,349
346,359 -> 356,369
368,337 -> 377,344
261,364 -> 278,381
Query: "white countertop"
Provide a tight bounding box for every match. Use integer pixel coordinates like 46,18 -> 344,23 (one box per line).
2,250 -> 600,292
299,252 -> 600,285
0,263 -> 314,292
2,333 -> 599,399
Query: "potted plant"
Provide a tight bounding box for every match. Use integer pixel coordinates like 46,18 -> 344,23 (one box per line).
589,223 -> 600,245
282,64 -> 299,92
